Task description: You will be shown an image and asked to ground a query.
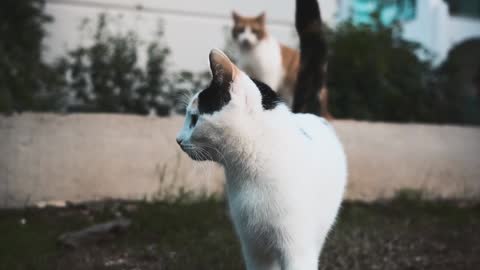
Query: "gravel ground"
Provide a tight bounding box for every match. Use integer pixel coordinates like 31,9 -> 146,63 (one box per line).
0,196 -> 478,270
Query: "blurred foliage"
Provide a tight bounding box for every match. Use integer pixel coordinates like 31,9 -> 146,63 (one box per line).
1,2 -> 478,124
433,38 -> 480,125
0,4 -> 208,116
0,0 -> 66,113
168,70 -> 210,114
63,14 -> 172,115
63,14 -> 210,115
326,17 -> 479,124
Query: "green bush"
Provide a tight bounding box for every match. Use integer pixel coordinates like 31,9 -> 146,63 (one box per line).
62,14 -> 211,116
63,14 -> 171,115
327,20 -> 479,125
0,0 -> 65,113
0,4 -> 206,116
327,21 -> 433,122
169,70 -> 210,114
432,39 -> 480,125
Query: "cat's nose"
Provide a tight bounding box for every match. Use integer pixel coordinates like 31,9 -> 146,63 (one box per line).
176,137 -> 183,146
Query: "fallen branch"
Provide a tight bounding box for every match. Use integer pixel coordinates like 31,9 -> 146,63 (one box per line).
58,218 -> 131,248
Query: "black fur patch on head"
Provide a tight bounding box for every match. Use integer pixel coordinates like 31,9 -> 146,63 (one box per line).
198,81 -> 232,114
251,79 -> 282,110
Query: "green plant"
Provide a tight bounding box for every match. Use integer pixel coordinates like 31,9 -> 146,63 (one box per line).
64,14 -> 171,115
432,38 -> 480,125
0,0 -> 66,113
169,70 -> 210,114
326,16 -> 479,125
327,20 -> 435,122
62,14 -> 211,116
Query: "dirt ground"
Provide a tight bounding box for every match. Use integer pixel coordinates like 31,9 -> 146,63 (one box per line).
1,195 -> 478,270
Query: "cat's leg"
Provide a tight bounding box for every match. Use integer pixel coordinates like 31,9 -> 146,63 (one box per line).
280,246 -> 319,270
241,244 -> 281,270
280,253 -> 318,270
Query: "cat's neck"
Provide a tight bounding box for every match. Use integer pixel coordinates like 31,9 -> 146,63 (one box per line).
239,34 -> 278,55
219,105 -> 293,181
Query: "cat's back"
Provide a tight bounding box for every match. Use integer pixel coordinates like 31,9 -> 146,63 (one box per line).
293,113 -> 346,179
294,114 -> 338,147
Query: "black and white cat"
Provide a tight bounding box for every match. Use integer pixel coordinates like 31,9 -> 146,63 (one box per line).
176,49 -> 346,270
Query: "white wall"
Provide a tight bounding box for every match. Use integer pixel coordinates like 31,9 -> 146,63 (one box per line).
44,0 -> 338,72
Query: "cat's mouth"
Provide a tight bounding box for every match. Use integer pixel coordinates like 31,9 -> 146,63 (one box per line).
239,40 -> 253,50
179,145 -> 210,161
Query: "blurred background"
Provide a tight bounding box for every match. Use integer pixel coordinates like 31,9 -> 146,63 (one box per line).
1,0 -> 479,122
0,1 -> 479,269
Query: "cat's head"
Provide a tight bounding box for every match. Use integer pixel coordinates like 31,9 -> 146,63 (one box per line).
231,11 -> 267,50
176,49 -> 282,162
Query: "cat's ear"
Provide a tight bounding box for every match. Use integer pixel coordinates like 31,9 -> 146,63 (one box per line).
232,11 -> 240,23
257,12 -> 266,24
209,49 -> 237,88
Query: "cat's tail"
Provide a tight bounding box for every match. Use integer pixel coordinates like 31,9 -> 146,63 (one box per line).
292,0 -> 330,118
295,0 -> 321,33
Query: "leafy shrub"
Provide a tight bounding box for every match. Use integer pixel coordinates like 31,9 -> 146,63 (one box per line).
63,14 -> 171,115
327,20 -> 479,125
327,21 -> 434,122
0,0 -> 65,113
432,39 -> 480,125
168,70 -> 210,114
62,14 -> 212,116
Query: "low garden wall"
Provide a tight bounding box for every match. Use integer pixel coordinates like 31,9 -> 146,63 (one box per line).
1,113 -> 479,207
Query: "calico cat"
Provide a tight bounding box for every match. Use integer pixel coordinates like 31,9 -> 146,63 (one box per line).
176,49 -> 347,270
230,11 -> 332,119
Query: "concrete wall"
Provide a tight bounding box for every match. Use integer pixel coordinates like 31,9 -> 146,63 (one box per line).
1,114 -> 479,208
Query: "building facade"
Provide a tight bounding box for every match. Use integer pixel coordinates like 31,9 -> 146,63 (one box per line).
337,0 -> 480,65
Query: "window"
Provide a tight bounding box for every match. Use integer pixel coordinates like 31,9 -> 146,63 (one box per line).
351,0 -> 416,25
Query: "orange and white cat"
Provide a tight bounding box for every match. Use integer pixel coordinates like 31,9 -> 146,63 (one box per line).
231,11 -> 300,106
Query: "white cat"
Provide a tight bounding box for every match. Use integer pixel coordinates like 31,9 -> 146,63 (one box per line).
176,49 -> 347,270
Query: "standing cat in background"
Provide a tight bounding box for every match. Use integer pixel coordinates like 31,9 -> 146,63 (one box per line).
231,11 -> 299,105
230,11 -> 332,118
176,49 -> 346,270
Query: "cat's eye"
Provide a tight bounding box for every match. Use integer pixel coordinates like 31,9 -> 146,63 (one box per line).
190,114 -> 198,128
234,26 -> 245,34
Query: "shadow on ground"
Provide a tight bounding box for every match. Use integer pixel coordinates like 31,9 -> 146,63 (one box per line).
0,195 -> 478,270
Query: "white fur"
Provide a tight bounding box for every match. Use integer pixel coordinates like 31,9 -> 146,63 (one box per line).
234,34 -> 285,92
176,65 -> 347,270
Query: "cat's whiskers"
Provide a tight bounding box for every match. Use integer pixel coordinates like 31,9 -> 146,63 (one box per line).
194,146 -> 215,181
177,91 -> 194,107
198,143 -> 227,164
181,144 -> 213,181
